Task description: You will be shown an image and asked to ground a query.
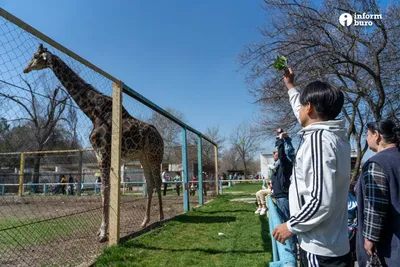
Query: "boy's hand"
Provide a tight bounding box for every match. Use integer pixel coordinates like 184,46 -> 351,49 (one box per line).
273,222 -> 293,244
283,68 -> 295,90
279,132 -> 288,139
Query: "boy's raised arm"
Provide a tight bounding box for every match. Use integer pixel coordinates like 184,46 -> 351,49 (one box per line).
284,68 -> 302,124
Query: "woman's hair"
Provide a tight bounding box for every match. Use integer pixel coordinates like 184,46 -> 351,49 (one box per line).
367,119 -> 400,147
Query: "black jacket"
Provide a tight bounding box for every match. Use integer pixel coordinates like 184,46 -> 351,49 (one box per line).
271,138 -> 293,198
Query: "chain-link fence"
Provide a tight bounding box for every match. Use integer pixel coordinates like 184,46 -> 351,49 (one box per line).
0,8 -> 218,266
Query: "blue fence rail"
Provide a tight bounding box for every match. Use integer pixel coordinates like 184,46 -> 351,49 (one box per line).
0,180 -> 216,196
267,195 -> 297,267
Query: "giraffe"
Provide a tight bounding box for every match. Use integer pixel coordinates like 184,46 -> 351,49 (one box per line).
23,44 -> 165,242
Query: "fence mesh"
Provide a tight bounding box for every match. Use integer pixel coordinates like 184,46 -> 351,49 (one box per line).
0,11 -> 216,266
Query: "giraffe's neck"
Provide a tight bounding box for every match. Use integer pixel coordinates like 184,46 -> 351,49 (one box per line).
50,55 -> 112,122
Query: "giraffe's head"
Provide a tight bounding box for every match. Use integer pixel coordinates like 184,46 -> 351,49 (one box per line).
23,44 -> 53,73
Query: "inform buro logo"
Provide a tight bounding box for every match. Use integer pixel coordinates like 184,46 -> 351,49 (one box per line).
339,13 -> 353,26
339,12 -> 382,26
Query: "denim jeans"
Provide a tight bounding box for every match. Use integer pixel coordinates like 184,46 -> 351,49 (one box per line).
276,196 -> 297,257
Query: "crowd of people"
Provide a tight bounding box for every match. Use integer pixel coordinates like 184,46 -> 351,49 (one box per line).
52,174 -> 76,195
258,68 -> 400,267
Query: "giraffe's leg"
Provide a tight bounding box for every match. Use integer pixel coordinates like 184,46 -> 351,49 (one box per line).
95,152 -> 110,243
140,162 -> 153,228
151,163 -> 164,221
141,182 -> 153,228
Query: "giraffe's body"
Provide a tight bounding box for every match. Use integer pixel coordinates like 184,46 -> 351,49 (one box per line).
24,44 -> 164,242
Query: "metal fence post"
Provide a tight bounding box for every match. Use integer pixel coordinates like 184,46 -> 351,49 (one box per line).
182,128 -> 189,212
77,150 -> 83,196
109,81 -> 123,246
197,135 -> 203,205
214,145 -> 219,195
18,152 -> 25,196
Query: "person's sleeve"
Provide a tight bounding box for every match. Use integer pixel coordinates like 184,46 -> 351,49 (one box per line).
363,162 -> 389,242
276,139 -> 287,162
288,87 -> 302,124
286,130 -> 337,233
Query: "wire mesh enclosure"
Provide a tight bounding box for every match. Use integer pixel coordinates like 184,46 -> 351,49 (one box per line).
0,8 -> 218,266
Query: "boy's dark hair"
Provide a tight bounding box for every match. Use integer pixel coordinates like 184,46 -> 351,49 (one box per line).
300,81 -> 344,120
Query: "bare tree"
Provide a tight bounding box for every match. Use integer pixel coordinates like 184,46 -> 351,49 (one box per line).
239,0 -> 400,179
230,122 -> 260,175
189,124 -> 226,168
151,107 -> 185,162
220,146 -> 242,173
0,76 -> 78,184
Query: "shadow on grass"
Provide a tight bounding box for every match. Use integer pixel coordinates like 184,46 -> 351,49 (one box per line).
172,215 -> 236,224
259,215 -> 272,252
124,242 -> 265,255
193,209 -> 253,214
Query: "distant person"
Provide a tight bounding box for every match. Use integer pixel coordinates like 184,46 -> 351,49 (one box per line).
68,174 -> 74,195
95,175 -> 101,194
162,169 -> 169,196
190,175 -> 198,196
60,175 -> 67,195
255,151 -> 278,216
173,172 -> 182,196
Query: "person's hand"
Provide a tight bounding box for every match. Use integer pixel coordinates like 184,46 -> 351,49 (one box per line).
279,132 -> 288,139
364,238 -> 376,257
273,223 -> 293,244
283,68 -> 295,90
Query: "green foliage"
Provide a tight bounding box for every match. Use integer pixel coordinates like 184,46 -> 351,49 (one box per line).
273,55 -> 288,71
95,193 -> 272,266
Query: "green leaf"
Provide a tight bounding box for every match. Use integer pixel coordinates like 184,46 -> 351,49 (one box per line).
273,55 -> 288,70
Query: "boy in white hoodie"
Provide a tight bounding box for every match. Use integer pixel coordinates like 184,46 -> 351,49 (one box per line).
272,68 -> 351,267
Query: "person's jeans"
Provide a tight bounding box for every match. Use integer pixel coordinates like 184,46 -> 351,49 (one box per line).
275,197 -> 290,221
163,183 -> 167,196
275,196 -> 297,258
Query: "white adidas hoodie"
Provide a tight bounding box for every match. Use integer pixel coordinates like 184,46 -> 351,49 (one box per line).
286,88 -> 351,257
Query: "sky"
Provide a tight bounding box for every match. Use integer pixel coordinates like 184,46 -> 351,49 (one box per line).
1,0 -> 267,146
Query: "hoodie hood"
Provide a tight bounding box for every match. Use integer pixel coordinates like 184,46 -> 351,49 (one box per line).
298,119 -> 347,140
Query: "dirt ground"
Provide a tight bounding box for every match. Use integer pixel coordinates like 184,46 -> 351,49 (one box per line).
0,192 -> 215,267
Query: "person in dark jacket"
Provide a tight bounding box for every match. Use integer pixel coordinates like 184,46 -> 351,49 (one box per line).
271,131 -> 293,221
356,119 -> 400,267
271,131 -> 296,257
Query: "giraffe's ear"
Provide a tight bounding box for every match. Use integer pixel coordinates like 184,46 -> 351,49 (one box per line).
42,54 -> 47,61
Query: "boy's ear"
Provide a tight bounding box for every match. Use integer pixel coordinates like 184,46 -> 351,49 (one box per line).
305,102 -> 313,115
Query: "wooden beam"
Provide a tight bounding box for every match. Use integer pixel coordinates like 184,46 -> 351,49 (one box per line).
109,82 -> 123,245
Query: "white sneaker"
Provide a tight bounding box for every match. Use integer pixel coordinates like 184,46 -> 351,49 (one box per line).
255,208 -> 262,214
260,208 -> 267,215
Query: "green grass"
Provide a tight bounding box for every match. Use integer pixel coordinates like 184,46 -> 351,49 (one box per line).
0,215 -> 93,248
223,182 -> 263,194
95,192 -> 272,267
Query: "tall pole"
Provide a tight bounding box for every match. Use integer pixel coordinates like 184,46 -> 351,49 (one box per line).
109,81 -> 123,245
182,128 -> 190,212
197,135 -> 203,205
18,152 -> 25,196
214,145 -> 219,195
